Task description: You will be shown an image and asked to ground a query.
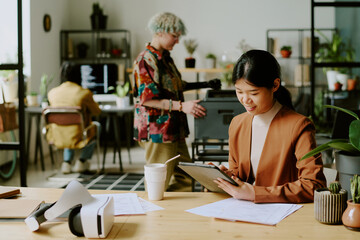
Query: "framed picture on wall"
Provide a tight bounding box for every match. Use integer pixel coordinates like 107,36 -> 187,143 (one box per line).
43,14 -> 51,32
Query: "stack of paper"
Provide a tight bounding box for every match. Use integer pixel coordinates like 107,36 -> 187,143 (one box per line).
96,193 -> 163,215
186,198 -> 302,225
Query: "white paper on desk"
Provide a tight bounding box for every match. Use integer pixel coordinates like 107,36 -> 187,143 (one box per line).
96,193 -> 145,215
186,198 -> 302,225
138,197 -> 164,212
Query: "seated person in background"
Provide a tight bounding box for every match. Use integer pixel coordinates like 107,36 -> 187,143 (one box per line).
214,50 -> 326,203
48,63 -> 101,174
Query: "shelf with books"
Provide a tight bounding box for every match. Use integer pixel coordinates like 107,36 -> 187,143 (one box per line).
266,28 -> 335,116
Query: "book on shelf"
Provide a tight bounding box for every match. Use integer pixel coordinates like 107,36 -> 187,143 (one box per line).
302,37 -> 311,58
294,64 -> 310,87
268,37 -> 279,56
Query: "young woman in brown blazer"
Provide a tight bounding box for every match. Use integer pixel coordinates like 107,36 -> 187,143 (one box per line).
214,50 -> 326,203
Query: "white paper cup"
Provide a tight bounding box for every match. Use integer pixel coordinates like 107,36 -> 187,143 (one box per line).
144,163 -> 167,201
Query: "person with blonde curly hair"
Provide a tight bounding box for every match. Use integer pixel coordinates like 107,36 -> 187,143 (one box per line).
132,12 -> 221,191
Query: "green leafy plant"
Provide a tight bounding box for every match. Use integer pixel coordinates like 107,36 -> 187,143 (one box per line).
350,175 -> 360,203
183,39 -> 198,57
280,45 -> 292,51
39,74 -> 54,101
328,181 -> 341,194
205,53 -> 216,59
30,91 -> 38,96
301,105 -> 360,160
108,82 -> 129,98
92,2 -> 104,15
315,30 -> 355,73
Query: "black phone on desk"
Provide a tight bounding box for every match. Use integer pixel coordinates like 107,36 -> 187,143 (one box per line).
178,162 -> 238,193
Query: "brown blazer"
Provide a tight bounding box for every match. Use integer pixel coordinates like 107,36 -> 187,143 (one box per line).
228,106 -> 326,203
47,81 -> 101,149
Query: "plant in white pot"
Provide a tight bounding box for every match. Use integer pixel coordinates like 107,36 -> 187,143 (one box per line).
301,105 -> 360,199
39,74 -> 54,107
315,30 -> 355,91
342,175 -> 360,231
108,81 -> 130,108
205,53 -> 217,69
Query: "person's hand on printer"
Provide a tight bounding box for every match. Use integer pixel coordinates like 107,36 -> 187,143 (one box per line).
207,78 -> 221,90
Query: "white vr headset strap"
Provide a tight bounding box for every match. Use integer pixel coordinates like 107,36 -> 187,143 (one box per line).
44,180 -> 94,220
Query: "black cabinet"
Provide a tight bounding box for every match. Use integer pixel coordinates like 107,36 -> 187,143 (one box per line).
60,29 -> 131,67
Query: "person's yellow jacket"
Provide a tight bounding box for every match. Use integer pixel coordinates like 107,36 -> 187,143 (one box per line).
47,81 -> 101,149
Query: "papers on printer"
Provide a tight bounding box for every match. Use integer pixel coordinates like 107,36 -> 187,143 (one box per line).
186,197 -> 302,225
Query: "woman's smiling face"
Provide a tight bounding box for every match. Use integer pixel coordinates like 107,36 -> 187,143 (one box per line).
234,78 -> 279,116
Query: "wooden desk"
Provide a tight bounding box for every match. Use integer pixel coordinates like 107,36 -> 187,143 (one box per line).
1,187 -> 359,239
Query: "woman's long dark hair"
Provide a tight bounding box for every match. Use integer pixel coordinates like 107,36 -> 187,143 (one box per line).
232,49 -> 294,110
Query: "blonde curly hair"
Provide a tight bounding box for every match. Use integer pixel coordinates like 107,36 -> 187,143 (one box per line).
148,12 -> 187,36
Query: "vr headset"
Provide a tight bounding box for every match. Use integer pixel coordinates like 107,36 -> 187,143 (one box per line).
25,180 -> 114,238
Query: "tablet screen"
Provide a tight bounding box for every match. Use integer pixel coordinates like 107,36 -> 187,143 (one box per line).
178,162 -> 237,193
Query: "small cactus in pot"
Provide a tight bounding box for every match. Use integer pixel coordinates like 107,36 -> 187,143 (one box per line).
314,181 -> 347,224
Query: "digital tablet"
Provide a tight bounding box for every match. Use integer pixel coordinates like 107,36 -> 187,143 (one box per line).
178,162 -> 238,193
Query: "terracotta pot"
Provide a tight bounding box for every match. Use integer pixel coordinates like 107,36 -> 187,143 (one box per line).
314,188 -> 347,224
347,79 -> 357,91
342,200 -> 360,231
334,82 -> 343,91
280,50 -> 292,58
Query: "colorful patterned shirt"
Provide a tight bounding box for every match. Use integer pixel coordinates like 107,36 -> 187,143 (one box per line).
132,44 -> 189,143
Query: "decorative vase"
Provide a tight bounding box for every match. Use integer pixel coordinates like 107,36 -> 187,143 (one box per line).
342,200 -> 360,231
90,14 -> 108,30
116,97 -> 130,108
205,58 -> 216,69
26,95 -> 39,107
326,70 -> 339,91
185,58 -> 196,68
314,188 -> 347,224
335,151 -> 360,200
347,79 -> 357,91
336,73 -> 349,91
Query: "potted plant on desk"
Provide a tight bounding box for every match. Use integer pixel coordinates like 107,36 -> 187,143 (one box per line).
39,74 -> 53,108
342,175 -> 360,231
301,105 -> 360,200
314,181 -> 347,224
108,81 -> 130,108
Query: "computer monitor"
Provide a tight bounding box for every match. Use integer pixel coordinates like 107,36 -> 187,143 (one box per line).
67,63 -> 118,94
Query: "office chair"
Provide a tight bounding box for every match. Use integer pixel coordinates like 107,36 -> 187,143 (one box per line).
42,106 -> 101,173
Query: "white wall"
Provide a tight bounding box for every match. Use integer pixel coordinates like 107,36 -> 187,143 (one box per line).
28,0 -> 69,93
28,0 -> 335,88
